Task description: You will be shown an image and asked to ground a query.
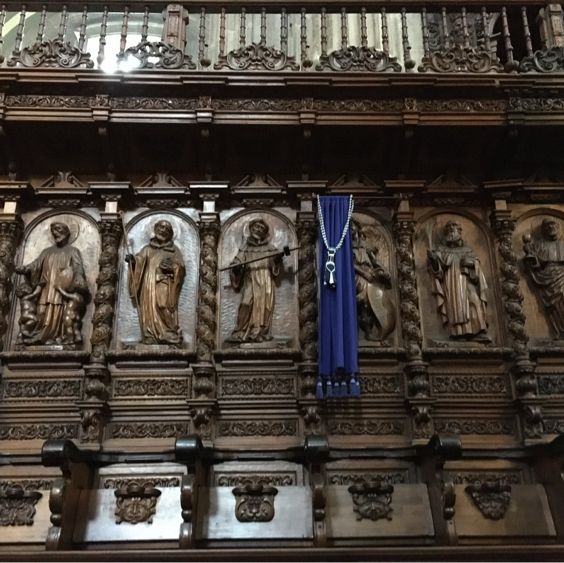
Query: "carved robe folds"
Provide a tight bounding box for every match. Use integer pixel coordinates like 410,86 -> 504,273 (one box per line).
128,222 -> 186,345
428,222 -> 488,339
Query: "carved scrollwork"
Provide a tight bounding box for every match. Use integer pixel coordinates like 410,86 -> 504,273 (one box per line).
232,483 -> 278,522
215,43 -> 299,71
347,480 -> 394,521
114,483 -> 161,524
217,474 -> 294,487
442,481 -> 456,520
520,47 -> 564,73
118,41 -> 195,69
8,40 -> 94,69
316,47 -> 401,72
465,480 -> 511,520
419,45 -> 502,73
0,485 -> 42,526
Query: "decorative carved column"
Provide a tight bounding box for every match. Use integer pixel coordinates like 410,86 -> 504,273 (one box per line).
393,199 -> 434,443
0,185 -> 25,352
191,188 -> 223,439
79,185 -> 128,444
491,201 -> 544,442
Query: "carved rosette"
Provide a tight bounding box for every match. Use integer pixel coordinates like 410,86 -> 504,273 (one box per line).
419,46 -> 502,73
316,47 -> 401,72
114,483 -> 161,524
465,480 -> 511,520
215,43 -> 299,71
347,480 -> 394,521
520,47 -> 564,73
118,41 -> 196,70
0,220 -> 22,349
0,485 -> 42,526
297,213 -> 318,398
8,40 -> 94,69
232,483 -> 278,522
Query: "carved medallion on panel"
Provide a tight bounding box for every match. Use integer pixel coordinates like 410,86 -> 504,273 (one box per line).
219,211 -> 298,351
516,213 -> 564,345
12,214 -> 99,351
351,213 -> 397,347
465,479 -> 512,520
0,485 -> 42,526
116,212 -> 198,351
232,483 -> 278,523
415,213 -> 500,348
347,480 -> 394,521
114,483 -> 161,524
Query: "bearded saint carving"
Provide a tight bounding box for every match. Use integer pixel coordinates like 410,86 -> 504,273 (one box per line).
427,221 -> 489,341
126,220 -> 186,346
523,218 -> 564,339
229,218 -> 282,343
15,222 -> 89,348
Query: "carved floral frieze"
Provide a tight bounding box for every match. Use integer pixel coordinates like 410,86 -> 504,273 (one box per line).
217,421 -> 297,437
216,474 -> 295,487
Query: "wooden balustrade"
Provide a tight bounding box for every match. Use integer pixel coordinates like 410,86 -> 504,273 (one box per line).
0,3 -> 562,73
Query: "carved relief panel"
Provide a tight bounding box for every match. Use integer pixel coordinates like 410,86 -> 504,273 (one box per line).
352,212 -> 398,347
414,212 -> 502,348
115,211 -> 199,351
9,211 -> 100,351
514,210 -> 564,345
218,210 -> 298,351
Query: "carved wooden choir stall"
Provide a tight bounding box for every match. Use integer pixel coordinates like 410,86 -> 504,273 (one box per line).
2,1 -> 564,560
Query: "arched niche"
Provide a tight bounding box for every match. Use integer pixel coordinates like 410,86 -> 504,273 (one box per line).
10,211 -> 100,351
115,211 -> 199,351
414,211 -> 502,347
218,209 -> 298,350
352,211 -> 399,347
514,209 -> 564,343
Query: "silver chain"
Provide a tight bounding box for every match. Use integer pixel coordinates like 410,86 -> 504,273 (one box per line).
317,194 -> 354,254
316,195 -> 354,288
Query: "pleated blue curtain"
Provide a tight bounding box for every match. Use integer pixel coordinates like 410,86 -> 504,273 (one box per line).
317,195 -> 360,399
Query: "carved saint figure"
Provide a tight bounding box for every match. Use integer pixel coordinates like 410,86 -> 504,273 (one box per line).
427,221 -> 488,340
127,220 -> 186,345
523,218 -> 564,338
229,218 -> 282,343
352,220 -> 396,341
15,222 -> 89,347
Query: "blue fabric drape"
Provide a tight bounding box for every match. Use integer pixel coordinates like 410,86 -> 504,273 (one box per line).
317,195 -> 359,399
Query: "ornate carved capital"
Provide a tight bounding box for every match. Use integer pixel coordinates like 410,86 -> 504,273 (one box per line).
232,483 -> 278,522
347,480 -> 394,521
465,480 -> 511,520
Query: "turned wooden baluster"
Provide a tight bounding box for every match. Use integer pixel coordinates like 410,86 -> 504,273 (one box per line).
97,5 -> 109,66
78,6 -> 88,51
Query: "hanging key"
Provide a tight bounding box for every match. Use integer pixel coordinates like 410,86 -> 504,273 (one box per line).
324,249 -> 336,288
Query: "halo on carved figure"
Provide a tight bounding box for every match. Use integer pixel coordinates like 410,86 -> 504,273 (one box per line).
49,218 -> 80,245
